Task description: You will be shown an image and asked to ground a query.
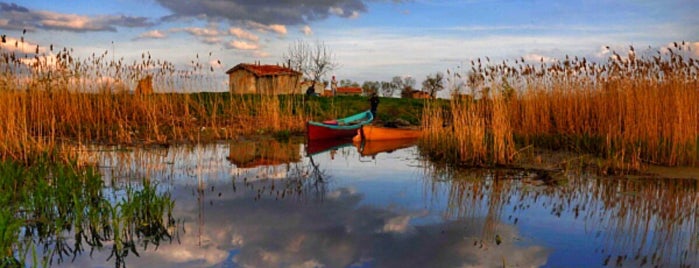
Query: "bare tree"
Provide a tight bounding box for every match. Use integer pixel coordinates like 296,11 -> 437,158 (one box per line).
361,80 -> 380,96
284,40 -> 338,87
421,72 -> 444,98
380,81 -> 397,97
392,76 -> 415,98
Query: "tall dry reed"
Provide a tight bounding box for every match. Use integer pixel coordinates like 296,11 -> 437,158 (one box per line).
0,38 -> 310,163
427,43 -> 698,168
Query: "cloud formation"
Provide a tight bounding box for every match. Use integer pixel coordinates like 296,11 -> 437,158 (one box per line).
155,0 -> 368,26
225,40 -> 258,50
135,30 -> 167,40
229,27 -> 259,42
0,2 -> 154,32
301,25 -> 313,36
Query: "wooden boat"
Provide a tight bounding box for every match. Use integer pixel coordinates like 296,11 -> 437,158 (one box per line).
353,138 -> 419,157
353,125 -> 422,141
307,110 -> 374,141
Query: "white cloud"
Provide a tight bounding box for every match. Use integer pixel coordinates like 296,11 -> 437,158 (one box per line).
301,25 -> 313,36
226,40 -> 259,50
0,3 -> 154,32
176,26 -> 222,37
348,11 -> 360,19
329,7 -> 344,16
0,37 -> 44,54
229,27 -> 259,41
137,30 -> 167,39
246,21 -> 287,36
522,53 -> 556,63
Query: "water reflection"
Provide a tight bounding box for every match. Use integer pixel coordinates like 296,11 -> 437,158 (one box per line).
27,140 -> 699,267
425,166 -> 699,267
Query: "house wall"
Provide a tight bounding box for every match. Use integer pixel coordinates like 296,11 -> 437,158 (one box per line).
229,70 -> 257,94
229,70 -> 301,95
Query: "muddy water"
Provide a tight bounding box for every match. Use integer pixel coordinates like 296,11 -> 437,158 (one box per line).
33,139 -> 699,267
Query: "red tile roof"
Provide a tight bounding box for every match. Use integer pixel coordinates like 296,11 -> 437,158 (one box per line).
226,63 -> 301,76
337,86 -> 362,94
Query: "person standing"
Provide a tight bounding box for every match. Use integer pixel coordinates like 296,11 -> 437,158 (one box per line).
331,75 -> 338,97
369,92 -> 379,118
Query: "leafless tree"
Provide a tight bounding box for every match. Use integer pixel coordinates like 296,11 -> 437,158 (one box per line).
392,76 -> 416,98
362,80 -> 380,96
284,40 -> 338,86
380,81 -> 397,97
421,72 -> 444,98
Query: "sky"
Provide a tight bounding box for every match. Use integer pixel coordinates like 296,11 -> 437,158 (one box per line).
1,0 -> 698,91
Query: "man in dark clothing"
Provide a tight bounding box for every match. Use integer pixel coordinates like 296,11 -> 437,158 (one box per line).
305,84 -> 315,96
369,93 -> 379,118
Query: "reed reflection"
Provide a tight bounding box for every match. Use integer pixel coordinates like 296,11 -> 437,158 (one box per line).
1,156 -> 179,268
424,163 -> 699,266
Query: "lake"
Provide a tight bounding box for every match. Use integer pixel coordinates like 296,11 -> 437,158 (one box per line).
25,139 -> 699,267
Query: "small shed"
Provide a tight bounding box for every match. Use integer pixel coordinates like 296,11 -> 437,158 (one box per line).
323,87 -> 362,97
335,86 -> 363,96
410,90 -> 432,99
226,63 -> 302,94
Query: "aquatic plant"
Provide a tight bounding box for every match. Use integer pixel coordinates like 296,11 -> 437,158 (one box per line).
0,155 -> 178,267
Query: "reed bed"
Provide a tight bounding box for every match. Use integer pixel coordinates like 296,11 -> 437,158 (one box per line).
424,43 -> 699,169
0,40 -> 311,163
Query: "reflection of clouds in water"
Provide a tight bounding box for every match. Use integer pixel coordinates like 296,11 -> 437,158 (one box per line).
64,182 -> 547,267
132,183 -> 549,268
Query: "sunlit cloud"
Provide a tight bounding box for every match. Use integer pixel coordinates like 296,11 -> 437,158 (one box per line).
0,2 -> 154,32
301,25 -> 313,36
175,26 -> 223,37
135,30 -> 167,40
0,37 -> 44,54
229,27 -> 259,41
246,21 -> 287,36
226,40 -> 259,50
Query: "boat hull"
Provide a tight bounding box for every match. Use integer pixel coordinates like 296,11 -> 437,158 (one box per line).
306,110 -> 374,141
353,125 -> 422,141
353,138 -> 419,157
307,122 -> 362,141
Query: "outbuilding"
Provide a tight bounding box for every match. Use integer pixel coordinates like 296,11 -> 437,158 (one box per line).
225,63 -> 302,94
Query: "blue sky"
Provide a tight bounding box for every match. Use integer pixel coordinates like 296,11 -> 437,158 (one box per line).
1,0 -> 698,90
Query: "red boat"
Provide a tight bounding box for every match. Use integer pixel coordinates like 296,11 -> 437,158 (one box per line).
306,110 -> 374,141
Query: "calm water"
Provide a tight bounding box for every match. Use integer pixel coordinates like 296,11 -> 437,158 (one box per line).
28,140 -> 699,267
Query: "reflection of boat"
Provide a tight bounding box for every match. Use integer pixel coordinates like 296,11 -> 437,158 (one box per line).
353,125 -> 422,141
306,110 -> 374,141
227,140 -> 301,168
305,138 -> 354,156
353,138 -> 419,157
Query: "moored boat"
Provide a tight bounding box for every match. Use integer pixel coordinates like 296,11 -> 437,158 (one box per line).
353,125 -> 422,141
306,110 -> 374,141
353,138 -> 419,157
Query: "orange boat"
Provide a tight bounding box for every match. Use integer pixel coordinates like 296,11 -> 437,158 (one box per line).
353,138 -> 419,157
353,125 -> 422,141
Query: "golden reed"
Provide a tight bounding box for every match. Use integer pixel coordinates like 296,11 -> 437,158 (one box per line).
423,43 -> 698,168
0,43 -> 309,163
